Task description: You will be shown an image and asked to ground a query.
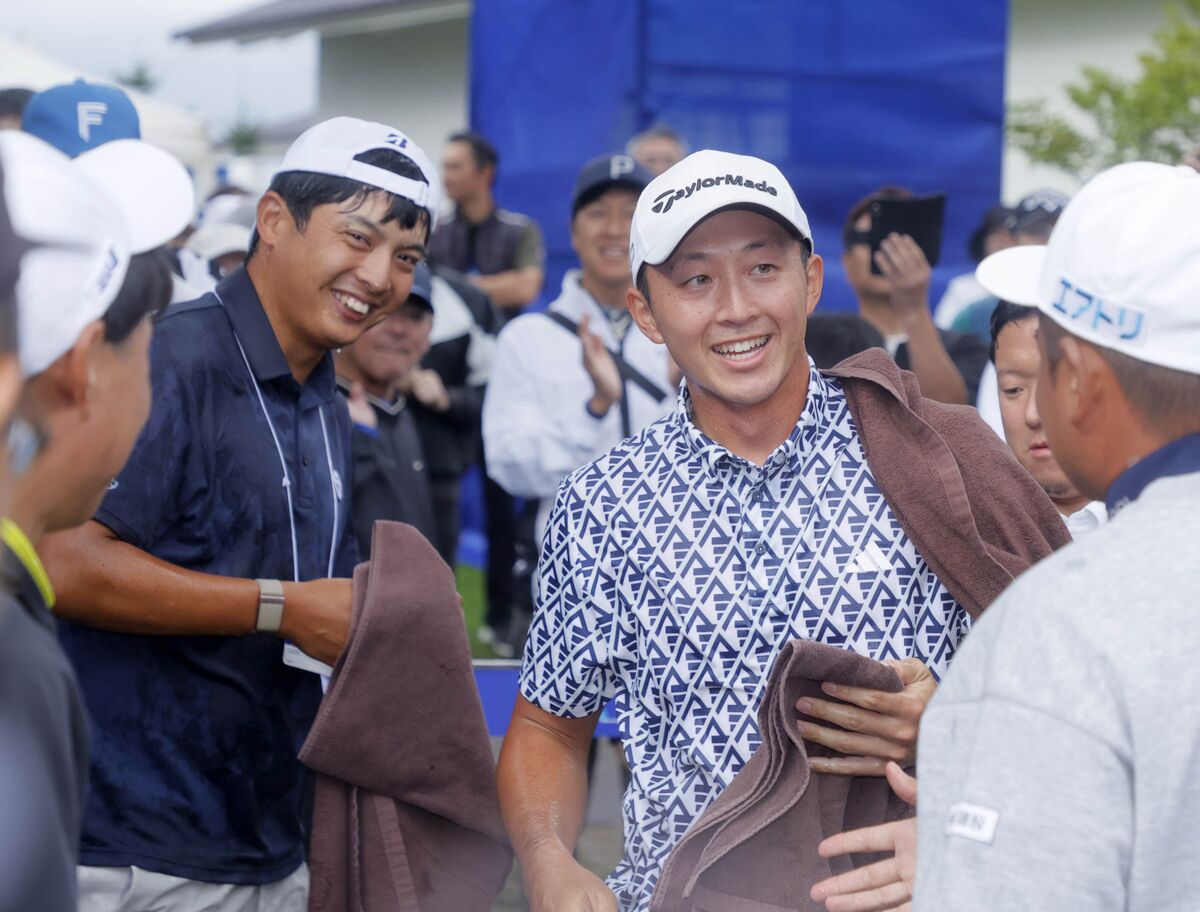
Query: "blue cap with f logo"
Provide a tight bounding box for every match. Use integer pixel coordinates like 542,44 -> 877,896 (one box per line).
21,79 -> 141,158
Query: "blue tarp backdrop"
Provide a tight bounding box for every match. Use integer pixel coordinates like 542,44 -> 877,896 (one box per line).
470,0 -> 1008,314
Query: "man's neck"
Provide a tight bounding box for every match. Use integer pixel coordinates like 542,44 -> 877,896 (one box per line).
859,295 -> 903,338
334,356 -> 392,401
247,258 -> 324,384
579,272 -> 629,312
688,360 -> 811,467
457,192 -> 495,225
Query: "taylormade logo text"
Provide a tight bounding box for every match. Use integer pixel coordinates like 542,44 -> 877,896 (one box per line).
651,173 -> 779,214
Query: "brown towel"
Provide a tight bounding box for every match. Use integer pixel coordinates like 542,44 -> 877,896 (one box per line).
300,521 -> 512,911
825,349 -> 1071,618
650,640 -> 908,912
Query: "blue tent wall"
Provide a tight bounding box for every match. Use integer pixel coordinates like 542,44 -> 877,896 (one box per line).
469,0 -> 1008,313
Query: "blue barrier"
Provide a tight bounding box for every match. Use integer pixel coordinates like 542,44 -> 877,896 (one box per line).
474,660 -> 621,739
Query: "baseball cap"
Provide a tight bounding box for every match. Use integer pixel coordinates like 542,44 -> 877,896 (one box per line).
571,154 -> 653,216
408,261 -> 434,311
274,116 -> 442,230
21,79 -> 141,159
0,158 -> 33,307
0,130 -> 194,375
186,221 -> 252,262
975,162 -> 1200,375
1009,188 -> 1069,236
630,149 -> 812,281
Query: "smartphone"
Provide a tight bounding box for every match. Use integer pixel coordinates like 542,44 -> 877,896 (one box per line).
868,192 -> 946,275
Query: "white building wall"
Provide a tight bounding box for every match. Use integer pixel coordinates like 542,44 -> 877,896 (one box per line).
317,17 -> 468,168
1004,0 -> 1168,198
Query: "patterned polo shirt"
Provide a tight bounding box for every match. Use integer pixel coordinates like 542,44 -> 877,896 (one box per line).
519,364 -> 971,910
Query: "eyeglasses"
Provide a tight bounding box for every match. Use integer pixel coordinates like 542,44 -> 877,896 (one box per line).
844,228 -> 872,248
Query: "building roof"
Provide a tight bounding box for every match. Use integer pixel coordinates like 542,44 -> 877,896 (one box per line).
176,0 -> 465,44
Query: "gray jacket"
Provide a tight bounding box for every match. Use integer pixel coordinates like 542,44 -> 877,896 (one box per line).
915,470 -> 1200,911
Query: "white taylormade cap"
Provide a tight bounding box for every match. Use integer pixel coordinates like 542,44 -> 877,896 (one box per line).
274,116 -> 442,231
0,131 -> 194,375
629,149 -> 812,281
976,162 -> 1200,375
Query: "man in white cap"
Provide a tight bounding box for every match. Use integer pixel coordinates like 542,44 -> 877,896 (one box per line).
39,117 -> 440,911
497,150 -> 1067,911
0,129 -> 192,912
810,162 -> 1200,912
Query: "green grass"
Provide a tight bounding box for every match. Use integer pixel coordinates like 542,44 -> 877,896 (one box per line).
455,563 -> 503,659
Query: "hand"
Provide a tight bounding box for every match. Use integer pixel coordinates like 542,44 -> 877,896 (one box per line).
526,848 -> 618,912
408,368 -> 451,412
875,234 -> 931,323
810,763 -> 917,911
345,381 -> 377,429
798,658 -> 936,776
578,314 -> 623,417
278,578 -> 353,667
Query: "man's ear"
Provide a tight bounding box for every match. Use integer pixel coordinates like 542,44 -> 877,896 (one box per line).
256,191 -> 291,252
38,320 -> 106,415
1056,334 -> 1106,434
804,253 -> 824,316
627,284 -> 663,346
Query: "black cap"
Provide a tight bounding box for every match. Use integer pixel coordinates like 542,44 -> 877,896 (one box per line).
1010,188 -> 1069,236
408,260 -> 433,311
571,153 -> 654,216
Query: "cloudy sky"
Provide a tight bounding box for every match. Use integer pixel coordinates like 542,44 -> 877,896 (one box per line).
5,0 -> 317,136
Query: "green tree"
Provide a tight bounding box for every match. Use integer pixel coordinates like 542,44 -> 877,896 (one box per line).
225,121 -> 262,156
1008,0 -> 1200,179
114,62 -> 156,93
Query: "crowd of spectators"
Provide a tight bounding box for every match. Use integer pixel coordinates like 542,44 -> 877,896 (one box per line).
1,77 -> 1198,912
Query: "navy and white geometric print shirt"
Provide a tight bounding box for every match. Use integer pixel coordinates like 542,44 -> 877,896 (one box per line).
519,364 -> 972,911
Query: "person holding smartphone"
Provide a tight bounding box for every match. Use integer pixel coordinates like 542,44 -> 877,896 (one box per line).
842,187 -> 988,405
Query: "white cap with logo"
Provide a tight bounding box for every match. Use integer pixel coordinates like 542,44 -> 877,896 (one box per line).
629,149 -> 812,281
976,162 -> 1200,375
0,131 -> 194,376
274,116 -> 442,231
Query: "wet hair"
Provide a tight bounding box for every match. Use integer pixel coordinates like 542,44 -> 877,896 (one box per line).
1039,313 -> 1200,435
102,250 -> 174,344
0,88 -> 34,122
805,313 -> 886,368
447,131 -> 498,174
247,147 -> 430,256
842,186 -> 912,248
988,300 -> 1037,363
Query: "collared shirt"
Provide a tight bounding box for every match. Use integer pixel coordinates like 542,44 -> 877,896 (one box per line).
1106,432 -> 1200,517
1064,501 -> 1107,539
59,267 -> 358,884
520,365 -> 970,910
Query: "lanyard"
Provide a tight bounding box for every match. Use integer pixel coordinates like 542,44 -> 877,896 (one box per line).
1105,432 -> 1200,518
215,290 -> 343,582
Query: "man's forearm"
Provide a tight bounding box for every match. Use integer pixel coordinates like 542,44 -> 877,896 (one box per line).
497,698 -> 598,881
471,268 -> 543,310
901,314 -> 968,405
41,520 -> 259,637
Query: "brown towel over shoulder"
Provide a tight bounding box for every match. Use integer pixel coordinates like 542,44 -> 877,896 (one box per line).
300,521 -> 512,911
651,640 -> 909,912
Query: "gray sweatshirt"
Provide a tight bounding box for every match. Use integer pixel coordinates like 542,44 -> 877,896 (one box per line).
914,470 -> 1200,911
